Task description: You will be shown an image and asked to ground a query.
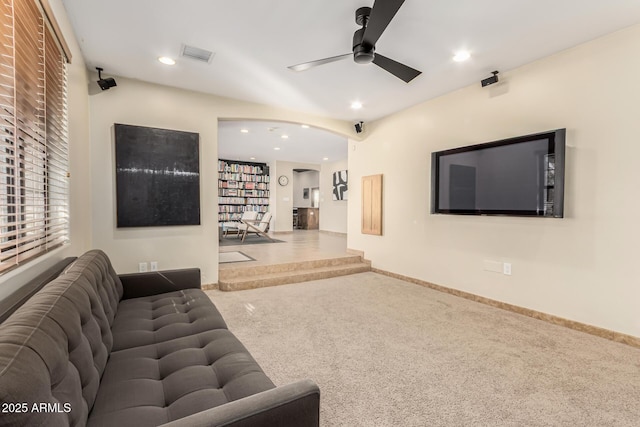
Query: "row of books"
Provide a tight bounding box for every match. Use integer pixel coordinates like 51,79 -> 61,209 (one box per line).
218,206 -> 245,214
218,204 -> 269,213
218,213 -> 243,221
218,160 -> 266,175
219,189 -> 270,197
218,211 -> 266,221
219,173 -> 270,183
218,197 -> 245,205
218,212 -> 241,221
218,197 -> 270,206
247,197 -> 269,205
219,181 -> 268,190
218,204 -> 270,213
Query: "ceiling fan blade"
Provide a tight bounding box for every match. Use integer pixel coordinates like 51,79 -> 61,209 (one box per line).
362,0 -> 406,48
288,53 -> 352,72
372,53 -> 421,83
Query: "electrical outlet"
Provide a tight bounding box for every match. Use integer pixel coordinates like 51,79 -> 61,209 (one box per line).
138,262 -> 148,273
150,261 -> 158,272
503,262 -> 512,276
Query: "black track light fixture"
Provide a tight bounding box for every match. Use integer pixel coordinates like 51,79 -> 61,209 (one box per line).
96,67 -> 117,90
481,70 -> 500,87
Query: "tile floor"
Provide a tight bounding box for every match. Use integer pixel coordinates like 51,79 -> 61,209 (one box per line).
218,230 -> 349,271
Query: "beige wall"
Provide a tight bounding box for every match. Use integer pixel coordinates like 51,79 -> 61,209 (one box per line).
320,159 -> 348,234
348,24 -> 640,338
88,79 -> 354,284
0,0 -> 91,294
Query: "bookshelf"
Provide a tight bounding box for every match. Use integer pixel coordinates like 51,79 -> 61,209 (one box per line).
218,159 -> 270,222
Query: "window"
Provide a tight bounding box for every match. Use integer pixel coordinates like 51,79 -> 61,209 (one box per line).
0,0 -> 70,274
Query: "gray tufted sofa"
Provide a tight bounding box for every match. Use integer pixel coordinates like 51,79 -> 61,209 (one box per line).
0,250 -> 319,426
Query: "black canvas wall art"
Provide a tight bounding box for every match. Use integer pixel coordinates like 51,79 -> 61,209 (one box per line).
332,170 -> 348,201
115,124 -> 200,227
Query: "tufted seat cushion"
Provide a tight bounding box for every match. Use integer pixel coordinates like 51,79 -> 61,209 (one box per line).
87,329 -> 275,427
111,289 -> 228,351
0,250 -> 320,427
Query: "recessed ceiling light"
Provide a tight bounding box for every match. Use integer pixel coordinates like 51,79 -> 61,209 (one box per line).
301,124 -> 309,129
158,56 -> 176,65
323,157 -> 329,161
453,51 -> 471,62
274,147 -> 281,151
281,135 -> 289,139
240,129 -> 249,133
250,157 -> 256,160
351,101 -> 363,110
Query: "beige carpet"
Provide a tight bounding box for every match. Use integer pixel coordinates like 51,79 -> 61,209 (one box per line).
206,272 -> 640,426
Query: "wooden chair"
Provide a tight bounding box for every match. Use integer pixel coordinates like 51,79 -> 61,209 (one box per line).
222,211 -> 258,238
241,212 -> 274,242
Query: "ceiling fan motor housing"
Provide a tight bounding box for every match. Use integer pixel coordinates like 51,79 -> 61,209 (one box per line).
353,28 -> 375,64
353,7 -> 374,64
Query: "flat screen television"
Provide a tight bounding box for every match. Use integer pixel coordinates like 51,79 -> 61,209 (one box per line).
431,129 -> 565,217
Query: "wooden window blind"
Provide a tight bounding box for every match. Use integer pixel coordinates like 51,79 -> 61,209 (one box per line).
0,0 -> 69,274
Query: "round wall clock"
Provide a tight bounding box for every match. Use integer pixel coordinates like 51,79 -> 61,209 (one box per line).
278,175 -> 289,186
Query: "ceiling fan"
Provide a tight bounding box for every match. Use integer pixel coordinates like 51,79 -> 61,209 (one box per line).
288,0 -> 421,83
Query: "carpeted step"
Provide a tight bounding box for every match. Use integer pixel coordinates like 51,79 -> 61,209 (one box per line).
218,261 -> 371,291
219,255 -> 366,280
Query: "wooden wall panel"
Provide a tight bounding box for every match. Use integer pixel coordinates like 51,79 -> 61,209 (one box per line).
361,174 -> 382,235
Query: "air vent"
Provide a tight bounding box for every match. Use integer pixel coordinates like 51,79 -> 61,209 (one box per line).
180,44 -> 214,63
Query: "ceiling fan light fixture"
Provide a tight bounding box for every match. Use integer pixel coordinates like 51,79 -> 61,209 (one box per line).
353,27 -> 375,64
353,47 -> 375,64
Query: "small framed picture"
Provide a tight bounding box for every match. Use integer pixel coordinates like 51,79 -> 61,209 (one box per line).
303,188 -> 309,199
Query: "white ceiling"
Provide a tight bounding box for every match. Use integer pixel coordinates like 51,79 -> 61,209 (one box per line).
64,1 -> 640,165
217,120 -> 347,164
62,0 -> 640,123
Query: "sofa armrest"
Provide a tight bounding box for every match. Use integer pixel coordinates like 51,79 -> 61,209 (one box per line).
119,268 -> 201,299
159,379 -> 319,427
